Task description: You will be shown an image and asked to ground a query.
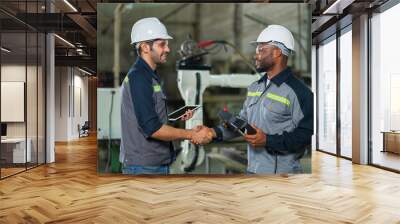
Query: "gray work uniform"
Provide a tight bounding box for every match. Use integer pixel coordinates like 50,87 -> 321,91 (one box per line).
213,67 -> 313,174
119,57 -> 174,167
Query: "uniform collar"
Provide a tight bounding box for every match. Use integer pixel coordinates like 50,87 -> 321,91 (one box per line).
257,67 -> 291,87
135,56 -> 161,82
257,74 -> 268,84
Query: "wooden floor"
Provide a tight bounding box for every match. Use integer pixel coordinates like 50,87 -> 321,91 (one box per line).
1,136 -> 400,223
1,167 -> 26,178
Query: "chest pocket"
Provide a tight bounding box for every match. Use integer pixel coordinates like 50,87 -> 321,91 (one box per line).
263,92 -> 291,116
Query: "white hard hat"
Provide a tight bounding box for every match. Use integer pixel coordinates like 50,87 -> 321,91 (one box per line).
251,25 -> 295,52
130,17 -> 173,45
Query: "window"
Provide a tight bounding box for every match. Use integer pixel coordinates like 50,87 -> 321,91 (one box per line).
317,36 -> 337,154
370,3 -> 400,171
339,28 -> 352,158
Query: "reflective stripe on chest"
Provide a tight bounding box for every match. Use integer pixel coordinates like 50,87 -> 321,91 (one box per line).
266,92 -> 290,106
247,91 -> 262,97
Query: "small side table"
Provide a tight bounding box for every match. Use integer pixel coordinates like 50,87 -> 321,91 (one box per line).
381,131 -> 400,154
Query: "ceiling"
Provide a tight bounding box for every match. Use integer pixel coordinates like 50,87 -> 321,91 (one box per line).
1,0 -> 98,73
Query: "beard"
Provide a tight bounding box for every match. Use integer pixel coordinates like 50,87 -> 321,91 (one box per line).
255,54 -> 274,73
151,51 -> 168,64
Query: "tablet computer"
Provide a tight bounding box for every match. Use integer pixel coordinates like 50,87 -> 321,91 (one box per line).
217,110 -> 256,136
168,105 -> 201,121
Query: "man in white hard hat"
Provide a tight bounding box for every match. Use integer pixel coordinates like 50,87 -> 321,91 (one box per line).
119,17 -> 212,175
200,25 -> 313,174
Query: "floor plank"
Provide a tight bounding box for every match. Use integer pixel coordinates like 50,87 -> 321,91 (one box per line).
1,135 -> 400,223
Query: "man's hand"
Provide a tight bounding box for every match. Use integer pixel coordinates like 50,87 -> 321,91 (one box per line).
244,125 -> 267,148
191,125 -> 213,145
181,109 -> 194,121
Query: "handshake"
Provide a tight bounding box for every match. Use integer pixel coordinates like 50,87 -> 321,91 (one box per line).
190,125 -> 215,145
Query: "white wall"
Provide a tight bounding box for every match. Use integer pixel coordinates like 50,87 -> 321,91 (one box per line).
1,63 -> 46,164
1,65 -> 26,141
54,67 -> 89,141
1,65 -> 26,82
1,65 -> 37,138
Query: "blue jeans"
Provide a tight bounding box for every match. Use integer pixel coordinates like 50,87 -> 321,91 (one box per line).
122,165 -> 170,175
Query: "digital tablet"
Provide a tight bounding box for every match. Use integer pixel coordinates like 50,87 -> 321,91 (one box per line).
217,110 -> 256,136
168,105 -> 201,121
